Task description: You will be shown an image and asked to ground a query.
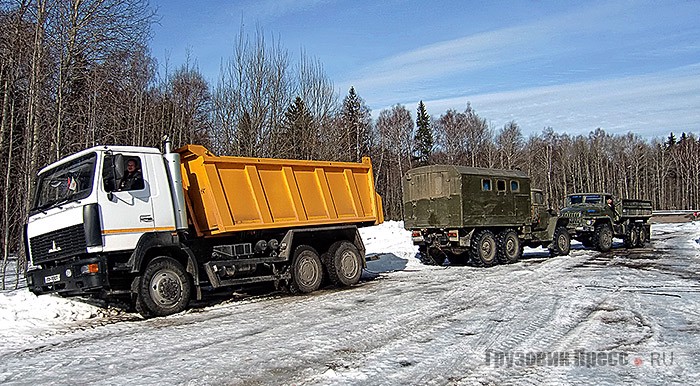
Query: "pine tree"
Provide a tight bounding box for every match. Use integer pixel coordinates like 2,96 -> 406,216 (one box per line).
281,96 -> 315,159
413,101 -> 433,166
236,111 -> 256,156
340,87 -> 372,162
666,132 -> 677,148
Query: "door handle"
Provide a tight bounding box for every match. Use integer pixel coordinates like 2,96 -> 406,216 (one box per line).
140,215 -> 153,223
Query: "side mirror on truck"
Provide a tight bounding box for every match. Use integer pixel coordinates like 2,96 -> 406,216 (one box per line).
103,153 -> 124,199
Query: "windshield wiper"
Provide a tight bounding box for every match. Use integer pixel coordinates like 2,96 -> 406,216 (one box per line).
54,196 -> 79,209
32,196 -> 78,214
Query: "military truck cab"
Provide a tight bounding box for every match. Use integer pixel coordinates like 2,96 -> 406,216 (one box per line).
560,193 -> 652,252
403,165 -> 570,267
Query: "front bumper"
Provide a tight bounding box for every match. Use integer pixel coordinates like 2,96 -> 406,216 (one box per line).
27,256 -> 108,296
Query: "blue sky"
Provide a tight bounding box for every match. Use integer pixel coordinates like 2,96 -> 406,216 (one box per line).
150,0 -> 700,138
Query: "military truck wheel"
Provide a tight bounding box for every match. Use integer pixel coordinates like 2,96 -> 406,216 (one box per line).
471,230 -> 498,267
326,241 -> 363,286
625,225 -> 640,248
497,229 -> 522,264
593,223 -> 613,252
289,245 -> 323,294
549,226 -> 571,256
138,257 -> 191,317
638,225 -> 649,247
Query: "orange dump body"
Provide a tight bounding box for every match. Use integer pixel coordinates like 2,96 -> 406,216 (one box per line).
177,145 -> 384,237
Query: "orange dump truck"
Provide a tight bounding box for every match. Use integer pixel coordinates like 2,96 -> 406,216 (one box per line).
25,141 -> 382,317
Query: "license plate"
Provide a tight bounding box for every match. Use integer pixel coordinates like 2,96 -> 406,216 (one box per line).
44,274 -> 60,284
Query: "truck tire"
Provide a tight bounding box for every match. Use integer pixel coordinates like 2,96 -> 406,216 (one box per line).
138,257 -> 191,317
624,224 -> 639,248
638,225 -> 649,247
471,230 -> 498,267
289,245 -> 323,294
593,223 -> 613,252
326,241 -> 363,286
497,229 -> 522,264
549,226 -> 571,256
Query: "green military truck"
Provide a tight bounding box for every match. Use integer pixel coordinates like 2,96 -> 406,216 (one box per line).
403,165 -> 570,266
560,193 -> 652,252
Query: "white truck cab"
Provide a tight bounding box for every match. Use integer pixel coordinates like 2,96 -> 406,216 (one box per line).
26,145 -> 187,299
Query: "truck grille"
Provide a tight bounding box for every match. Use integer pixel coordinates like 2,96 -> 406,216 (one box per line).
30,224 -> 87,264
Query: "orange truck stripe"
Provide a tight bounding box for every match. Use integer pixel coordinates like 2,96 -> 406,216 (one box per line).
102,227 -> 176,235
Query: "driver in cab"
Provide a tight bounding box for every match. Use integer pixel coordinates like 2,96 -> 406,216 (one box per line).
119,159 -> 144,191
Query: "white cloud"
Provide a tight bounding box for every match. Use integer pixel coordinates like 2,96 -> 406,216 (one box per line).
342,2 -> 623,91
340,1 -> 700,138
415,63 -> 700,138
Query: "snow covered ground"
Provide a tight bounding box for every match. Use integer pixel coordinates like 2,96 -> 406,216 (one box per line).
1,220 -> 699,385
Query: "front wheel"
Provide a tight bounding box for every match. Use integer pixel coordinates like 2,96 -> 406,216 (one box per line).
549,226 -> 571,256
593,223 -> 613,252
138,257 -> 191,317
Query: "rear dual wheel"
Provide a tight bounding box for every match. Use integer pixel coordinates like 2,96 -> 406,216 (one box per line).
289,245 -> 324,294
638,225 -> 649,247
471,230 -> 498,267
326,241 -> 363,286
625,225 -> 640,248
624,224 -> 650,248
289,241 -> 363,294
497,229 -> 522,264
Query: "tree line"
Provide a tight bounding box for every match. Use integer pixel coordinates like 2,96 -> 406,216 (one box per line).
1,0 -> 698,288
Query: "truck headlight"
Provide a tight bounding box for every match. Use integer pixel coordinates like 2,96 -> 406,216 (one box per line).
585,219 -> 594,226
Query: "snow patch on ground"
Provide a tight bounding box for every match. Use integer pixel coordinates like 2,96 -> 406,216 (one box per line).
1,220 -> 699,385
0,289 -> 106,349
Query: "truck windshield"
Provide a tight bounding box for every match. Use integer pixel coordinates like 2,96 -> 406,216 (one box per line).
32,153 -> 97,213
567,194 -> 602,205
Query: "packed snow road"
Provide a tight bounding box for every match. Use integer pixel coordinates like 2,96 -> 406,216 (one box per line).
1,221 -> 699,385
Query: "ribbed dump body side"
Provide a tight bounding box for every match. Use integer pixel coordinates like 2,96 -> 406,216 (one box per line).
177,145 -> 383,237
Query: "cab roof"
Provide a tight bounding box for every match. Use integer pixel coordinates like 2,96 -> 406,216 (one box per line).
406,164 -> 529,179
567,192 -> 611,197
37,145 -> 160,175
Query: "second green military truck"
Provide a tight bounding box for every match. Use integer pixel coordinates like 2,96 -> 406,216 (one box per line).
560,193 -> 652,252
403,165 -> 570,266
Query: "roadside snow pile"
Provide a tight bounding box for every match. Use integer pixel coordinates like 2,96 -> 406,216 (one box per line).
360,220 -> 421,272
0,289 -> 105,350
